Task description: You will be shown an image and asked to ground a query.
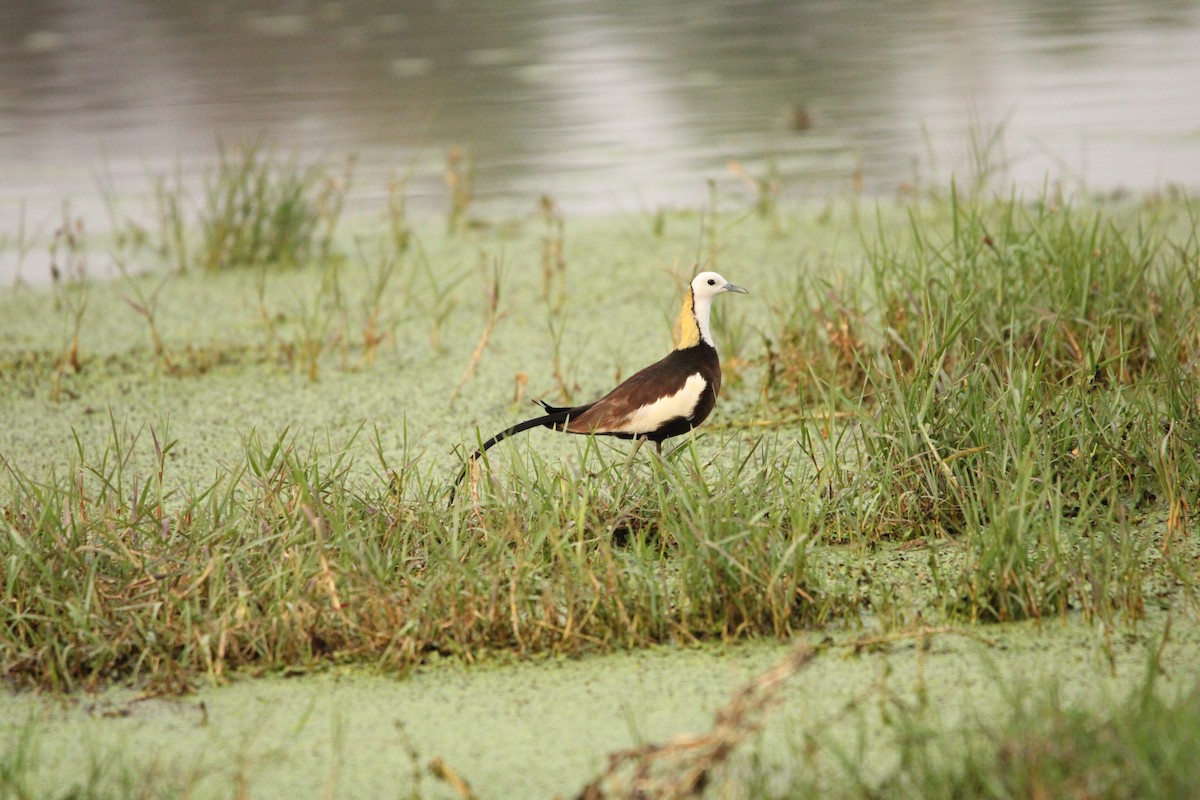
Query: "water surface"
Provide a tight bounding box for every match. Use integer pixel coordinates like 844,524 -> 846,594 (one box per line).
2,0 -> 1199,282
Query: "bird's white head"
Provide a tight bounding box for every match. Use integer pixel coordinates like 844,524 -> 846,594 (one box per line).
675,271 -> 749,349
691,271 -> 749,300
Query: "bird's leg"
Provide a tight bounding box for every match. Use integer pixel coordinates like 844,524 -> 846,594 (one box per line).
624,435 -> 646,467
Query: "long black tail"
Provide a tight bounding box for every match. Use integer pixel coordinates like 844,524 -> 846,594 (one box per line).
449,401 -> 588,502
469,409 -> 574,460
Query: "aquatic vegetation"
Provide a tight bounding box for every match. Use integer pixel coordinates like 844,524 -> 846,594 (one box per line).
761,189 -> 1200,623
0,421 -> 835,691
1,172 -> 1199,800
0,176 -> 1197,700
128,141 -> 352,273
747,645 -> 1200,800
444,146 -> 475,234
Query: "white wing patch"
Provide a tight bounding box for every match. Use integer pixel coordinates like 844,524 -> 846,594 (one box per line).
619,373 -> 707,434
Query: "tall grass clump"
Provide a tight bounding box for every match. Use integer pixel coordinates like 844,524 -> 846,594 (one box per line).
0,422 -> 834,691
765,189 -> 1199,623
758,662 -> 1200,800
142,141 -> 350,273
466,436 -> 833,640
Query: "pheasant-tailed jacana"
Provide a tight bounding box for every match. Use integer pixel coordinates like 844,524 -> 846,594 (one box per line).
454,271 -> 747,494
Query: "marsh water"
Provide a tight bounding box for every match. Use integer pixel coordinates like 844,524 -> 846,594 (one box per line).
3,617 -> 1194,798
2,0 -> 1200,282
3,6 -> 1200,793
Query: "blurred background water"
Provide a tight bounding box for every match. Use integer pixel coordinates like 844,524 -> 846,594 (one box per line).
2,0 -> 1199,282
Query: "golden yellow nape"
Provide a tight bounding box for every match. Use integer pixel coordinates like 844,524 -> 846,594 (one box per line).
672,288 -> 701,349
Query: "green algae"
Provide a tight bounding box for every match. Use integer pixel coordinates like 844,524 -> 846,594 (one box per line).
1,614 -> 1196,799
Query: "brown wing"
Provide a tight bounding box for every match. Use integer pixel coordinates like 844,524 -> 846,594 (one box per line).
564,345 -> 720,435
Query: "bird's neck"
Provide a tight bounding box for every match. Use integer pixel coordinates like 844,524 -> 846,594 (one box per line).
673,288 -> 714,350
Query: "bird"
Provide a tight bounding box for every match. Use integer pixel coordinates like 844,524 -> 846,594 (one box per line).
453,271 -> 748,497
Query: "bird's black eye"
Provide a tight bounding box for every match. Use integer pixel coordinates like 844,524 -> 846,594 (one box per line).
707,278 -> 716,286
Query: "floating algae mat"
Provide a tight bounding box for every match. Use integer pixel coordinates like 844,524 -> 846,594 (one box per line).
3,616 -> 1198,799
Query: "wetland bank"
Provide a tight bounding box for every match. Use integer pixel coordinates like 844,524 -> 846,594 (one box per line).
2,158 -> 1199,797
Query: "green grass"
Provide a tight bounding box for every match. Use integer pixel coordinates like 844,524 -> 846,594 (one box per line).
764,189 -> 1199,625
0,420 -> 836,691
749,654 -> 1200,800
123,140 -> 351,273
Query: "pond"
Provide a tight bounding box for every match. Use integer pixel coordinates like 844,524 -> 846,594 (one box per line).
1,0 -> 1199,283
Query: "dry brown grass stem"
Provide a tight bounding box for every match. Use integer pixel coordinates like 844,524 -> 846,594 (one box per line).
445,148 -> 474,233
919,421 -> 962,492
449,263 -> 507,405
575,627 -> 994,800
123,296 -> 172,370
429,757 -> 480,800
575,644 -> 816,800
449,316 -> 500,402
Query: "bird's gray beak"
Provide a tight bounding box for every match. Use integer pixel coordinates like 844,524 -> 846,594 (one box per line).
724,282 -> 749,294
